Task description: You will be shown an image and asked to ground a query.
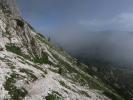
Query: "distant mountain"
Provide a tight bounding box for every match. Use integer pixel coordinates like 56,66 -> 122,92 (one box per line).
73,32 -> 133,99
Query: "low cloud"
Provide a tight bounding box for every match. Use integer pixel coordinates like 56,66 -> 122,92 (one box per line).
52,13 -> 133,67
79,13 -> 133,31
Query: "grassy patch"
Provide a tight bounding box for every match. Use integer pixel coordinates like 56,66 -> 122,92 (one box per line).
103,91 -> 123,100
4,72 -> 28,100
6,43 -> 22,55
5,43 -> 31,60
20,68 -> 38,81
59,80 -> 71,90
33,52 -> 52,65
45,91 -> 61,100
58,66 -> 63,75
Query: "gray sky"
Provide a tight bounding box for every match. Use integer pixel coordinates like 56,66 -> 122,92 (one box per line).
17,0 -> 133,33
17,0 -> 133,66
16,0 -> 133,43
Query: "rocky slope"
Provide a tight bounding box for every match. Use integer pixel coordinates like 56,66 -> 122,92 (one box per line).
0,0 -> 124,100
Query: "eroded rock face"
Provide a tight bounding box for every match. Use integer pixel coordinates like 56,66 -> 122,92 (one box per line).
0,0 -> 43,59
0,0 -> 20,17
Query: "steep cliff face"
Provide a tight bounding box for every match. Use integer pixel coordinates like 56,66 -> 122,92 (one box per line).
0,1 -> 124,100
0,0 -> 20,17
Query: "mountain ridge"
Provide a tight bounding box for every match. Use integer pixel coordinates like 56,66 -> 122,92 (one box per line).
0,0 -> 124,100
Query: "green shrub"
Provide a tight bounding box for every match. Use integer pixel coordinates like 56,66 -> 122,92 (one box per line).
5,43 -> 31,60
58,67 -> 63,75
103,91 -> 121,100
15,19 -> 24,28
4,73 -> 28,100
45,92 -> 61,100
6,43 -> 22,55
33,52 -> 51,64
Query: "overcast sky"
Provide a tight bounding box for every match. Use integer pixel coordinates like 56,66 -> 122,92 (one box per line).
17,0 -> 133,33
16,0 -> 133,66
